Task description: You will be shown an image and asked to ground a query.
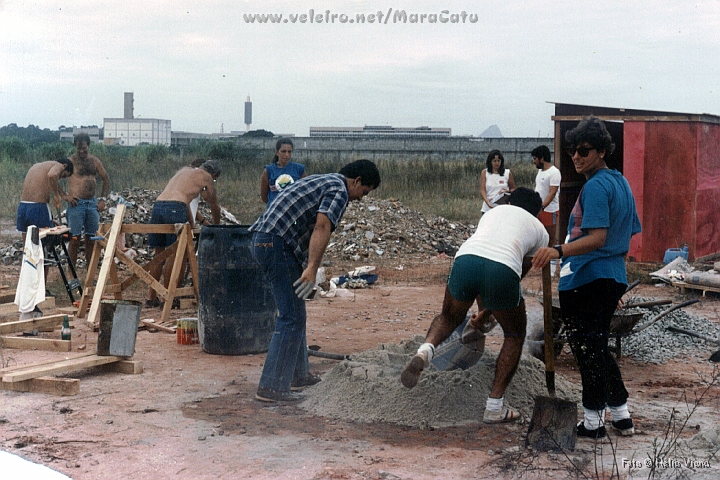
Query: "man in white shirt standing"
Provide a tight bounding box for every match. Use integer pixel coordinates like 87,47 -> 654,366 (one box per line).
532,145 -> 561,273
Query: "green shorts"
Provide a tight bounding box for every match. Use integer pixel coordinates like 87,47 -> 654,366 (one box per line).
447,255 -> 521,310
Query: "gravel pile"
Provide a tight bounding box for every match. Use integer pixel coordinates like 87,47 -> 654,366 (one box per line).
619,297 -> 720,364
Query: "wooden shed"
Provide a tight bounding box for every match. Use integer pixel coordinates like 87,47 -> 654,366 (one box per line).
551,103 -> 720,263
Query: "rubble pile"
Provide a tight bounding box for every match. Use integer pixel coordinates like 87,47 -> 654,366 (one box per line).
2,192 -> 476,266
325,197 -> 476,263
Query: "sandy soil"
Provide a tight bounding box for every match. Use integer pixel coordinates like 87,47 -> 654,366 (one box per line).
1,256 -> 720,480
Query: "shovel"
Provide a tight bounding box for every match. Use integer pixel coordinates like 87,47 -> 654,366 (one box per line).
526,264 -> 577,452
666,325 -> 720,362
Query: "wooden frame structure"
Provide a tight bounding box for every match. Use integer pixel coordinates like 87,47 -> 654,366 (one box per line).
76,203 -> 199,327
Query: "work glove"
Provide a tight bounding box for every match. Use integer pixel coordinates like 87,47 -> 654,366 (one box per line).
293,279 -> 316,300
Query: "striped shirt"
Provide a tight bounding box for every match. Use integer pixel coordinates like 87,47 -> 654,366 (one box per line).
249,173 -> 349,264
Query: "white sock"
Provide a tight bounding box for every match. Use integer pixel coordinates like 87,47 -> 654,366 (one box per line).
417,343 -> 435,365
486,396 -> 504,413
608,403 -> 630,421
583,407 -> 606,430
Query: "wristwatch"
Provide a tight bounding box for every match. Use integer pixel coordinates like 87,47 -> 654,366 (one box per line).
553,245 -> 564,258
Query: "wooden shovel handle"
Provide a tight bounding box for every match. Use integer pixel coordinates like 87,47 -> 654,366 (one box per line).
542,264 -> 556,396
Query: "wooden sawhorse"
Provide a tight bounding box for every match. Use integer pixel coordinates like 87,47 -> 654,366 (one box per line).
76,203 -> 199,327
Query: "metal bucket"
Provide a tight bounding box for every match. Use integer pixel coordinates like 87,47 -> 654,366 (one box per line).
431,316 -> 485,371
97,300 -> 142,357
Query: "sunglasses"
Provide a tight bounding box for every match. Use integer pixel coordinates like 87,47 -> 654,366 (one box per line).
566,145 -> 596,157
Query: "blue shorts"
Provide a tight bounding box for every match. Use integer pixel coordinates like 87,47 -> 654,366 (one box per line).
66,198 -> 100,237
16,202 -> 53,232
447,254 -> 521,310
148,201 -> 188,248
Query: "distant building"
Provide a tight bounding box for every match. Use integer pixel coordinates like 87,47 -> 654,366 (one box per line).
309,125 -> 451,138
103,118 -> 171,146
60,126 -> 101,143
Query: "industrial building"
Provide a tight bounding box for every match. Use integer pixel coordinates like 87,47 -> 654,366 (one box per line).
309,125 -> 451,138
103,92 -> 171,146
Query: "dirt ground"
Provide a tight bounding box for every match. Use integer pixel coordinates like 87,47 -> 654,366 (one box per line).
2,252 -> 720,479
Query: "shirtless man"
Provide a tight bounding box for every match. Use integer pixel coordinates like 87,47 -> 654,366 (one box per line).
64,133 -> 111,267
18,158 -> 74,240
146,160 -> 221,307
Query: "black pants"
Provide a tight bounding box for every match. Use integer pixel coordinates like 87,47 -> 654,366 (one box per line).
560,279 -> 629,411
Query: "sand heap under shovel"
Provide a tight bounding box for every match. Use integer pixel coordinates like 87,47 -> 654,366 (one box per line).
301,337 -> 582,429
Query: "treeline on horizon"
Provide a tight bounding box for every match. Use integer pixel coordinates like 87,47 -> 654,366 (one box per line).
0,127 -> 537,226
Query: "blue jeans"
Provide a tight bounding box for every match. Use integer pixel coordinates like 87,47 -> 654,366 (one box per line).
251,232 -> 309,392
66,198 -> 99,236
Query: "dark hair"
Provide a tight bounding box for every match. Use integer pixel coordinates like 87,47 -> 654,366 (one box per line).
273,137 -> 294,164
201,159 -> 221,177
531,145 -> 551,163
74,133 -> 91,147
565,116 -> 615,157
485,150 -> 505,176
189,158 -> 206,168
508,187 -> 542,216
338,159 -> 381,189
55,157 -> 74,175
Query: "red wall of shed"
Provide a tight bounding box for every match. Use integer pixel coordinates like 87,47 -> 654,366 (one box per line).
695,123 -> 720,259
633,122 -> 698,262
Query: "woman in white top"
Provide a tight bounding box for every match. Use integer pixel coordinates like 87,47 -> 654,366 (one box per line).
480,149 -> 516,213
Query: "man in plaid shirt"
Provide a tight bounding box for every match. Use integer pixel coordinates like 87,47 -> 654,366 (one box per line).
250,159 -> 381,403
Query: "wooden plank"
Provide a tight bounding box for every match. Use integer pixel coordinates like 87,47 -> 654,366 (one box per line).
0,336 -> 72,352
100,360 -> 143,375
77,223 -> 110,319
0,290 -> 16,304
1,377 -> 80,396
0,314 -> 65,335
0,352 -> 95,374
0,297 -> 55,316
1,354 -> 124,383
672,281 -> 720,297
120,224 -> 183,234
86,203 -> 126,327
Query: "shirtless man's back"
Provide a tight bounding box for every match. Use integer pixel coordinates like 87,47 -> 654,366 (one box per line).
145,160 -> 221,307
17,159 -> 74,235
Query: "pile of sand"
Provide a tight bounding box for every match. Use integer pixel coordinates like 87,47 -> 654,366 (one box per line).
301,337 -> 582,428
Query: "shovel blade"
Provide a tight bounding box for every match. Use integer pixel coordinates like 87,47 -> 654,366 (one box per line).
526,395 -> 578,452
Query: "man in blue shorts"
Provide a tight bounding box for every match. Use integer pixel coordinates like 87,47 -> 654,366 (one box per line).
401,188 -> 548,424
18,158 -> 74,238
64,133 -> 111,267
146,160 -> 222,308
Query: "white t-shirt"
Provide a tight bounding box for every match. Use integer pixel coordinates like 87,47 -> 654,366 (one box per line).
456,205 -> 549,278
534,165 -> 561,213
482,169 -> 511,213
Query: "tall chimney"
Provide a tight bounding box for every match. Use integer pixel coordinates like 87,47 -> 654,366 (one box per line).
124,92 -> 134,119
244,95 -> 252,132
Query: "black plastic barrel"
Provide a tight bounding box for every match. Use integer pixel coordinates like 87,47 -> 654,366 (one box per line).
197,225 -> 277,354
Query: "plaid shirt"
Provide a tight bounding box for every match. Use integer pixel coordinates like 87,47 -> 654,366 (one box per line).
249,173 -> 349,264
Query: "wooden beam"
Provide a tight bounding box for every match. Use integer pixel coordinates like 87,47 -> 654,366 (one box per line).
0,297 -> 55,317
0,352 -> 94,374
1,354 -> 125,383
1,377 -> 80,396
141,320 -> 175,334
120,224 -> 182,234
100,360 -> 143,375
0,314 -> 65,335
0,336 -> 72,352
86,203 -> 126,327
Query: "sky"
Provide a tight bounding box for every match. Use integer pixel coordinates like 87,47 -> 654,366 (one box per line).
1,0 -> 719,137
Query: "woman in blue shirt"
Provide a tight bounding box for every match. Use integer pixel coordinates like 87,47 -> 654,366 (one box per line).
260,138 -> 306,206
533,116 -> 641,440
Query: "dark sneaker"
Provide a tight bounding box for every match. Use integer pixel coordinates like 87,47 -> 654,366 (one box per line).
401,354 -> 427,389
255,387 -> 304,403
290,374 -> 321,391
612,418 -> 635,436
577,422 -> 607,439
